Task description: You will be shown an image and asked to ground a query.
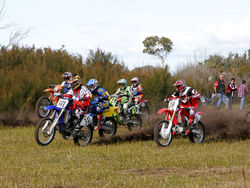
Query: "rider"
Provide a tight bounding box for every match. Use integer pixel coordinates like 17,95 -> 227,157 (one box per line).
130,77 -> 143,104
86,78 -> 110,128
61,72 -> 72,93
67,74 -> 92,119
114,79 -> 133,122
164,79 -> 200,134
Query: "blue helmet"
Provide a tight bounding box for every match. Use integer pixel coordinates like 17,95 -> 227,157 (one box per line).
86,79 -> 98,92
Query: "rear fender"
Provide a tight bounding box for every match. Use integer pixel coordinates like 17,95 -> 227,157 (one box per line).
140,99 -> 149,103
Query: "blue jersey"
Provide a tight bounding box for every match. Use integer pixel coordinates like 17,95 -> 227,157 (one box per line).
92,86 -> 110,101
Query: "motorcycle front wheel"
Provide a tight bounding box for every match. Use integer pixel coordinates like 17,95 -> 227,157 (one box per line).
98,118 -> 117,138
36,96 -> 51,118
73,125 -> 93,146
127,115 -> 142,131
154,121 -> 173,147
189,121 -> 205,144
35,118 -> 56,146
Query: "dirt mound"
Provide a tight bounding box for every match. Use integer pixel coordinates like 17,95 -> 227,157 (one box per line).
0,113 -> 39,126
94,108 -> 250,145
201,108 -> 250,140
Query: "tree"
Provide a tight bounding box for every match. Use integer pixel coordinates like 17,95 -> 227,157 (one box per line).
0,0 -> 29,48
142,36 -> 173,67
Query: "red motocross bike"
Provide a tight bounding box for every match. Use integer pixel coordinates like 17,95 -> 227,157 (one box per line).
154,96 -> 205,146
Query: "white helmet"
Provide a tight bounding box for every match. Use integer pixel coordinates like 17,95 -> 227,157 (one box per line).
117,79 -> 127,90
131,77 -> 139,87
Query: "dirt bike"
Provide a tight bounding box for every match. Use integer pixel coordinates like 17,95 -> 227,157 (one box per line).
132,97 -> 150,121
109,95 -> 142,130
89,98 -> 118,138
35,84 -> 64,118
154,96 -> 205,147
35,93 -> 118,146
35,93 -> 94,146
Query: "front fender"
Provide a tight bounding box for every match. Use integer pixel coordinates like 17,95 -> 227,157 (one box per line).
157,108 -> 173,115
45,105 -> 61,111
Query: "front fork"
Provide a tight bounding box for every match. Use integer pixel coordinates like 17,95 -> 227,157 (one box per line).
160,110 -> 177,138
47,109 -> 65,134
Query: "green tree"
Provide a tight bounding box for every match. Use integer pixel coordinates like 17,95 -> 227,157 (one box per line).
142,36 -> 173,66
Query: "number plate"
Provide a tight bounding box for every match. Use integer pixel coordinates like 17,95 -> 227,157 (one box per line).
80,114 -> 93,126
168,101 -> 175,110
56,99 -> 68,108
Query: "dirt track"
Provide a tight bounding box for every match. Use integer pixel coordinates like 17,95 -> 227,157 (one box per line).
0,108 -> 249,143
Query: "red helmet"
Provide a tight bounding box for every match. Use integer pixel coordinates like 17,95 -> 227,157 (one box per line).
62,72 -> 72,82
173,79 -> 186,92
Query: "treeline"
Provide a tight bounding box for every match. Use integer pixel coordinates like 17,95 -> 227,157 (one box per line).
1,46 -> 249,113
0,46 -> 173,112
176,50 -> 250,101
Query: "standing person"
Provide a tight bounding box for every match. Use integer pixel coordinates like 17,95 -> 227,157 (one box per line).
227,78 -> 237,109
212,74 -> 228,108
237,80 -> 248,110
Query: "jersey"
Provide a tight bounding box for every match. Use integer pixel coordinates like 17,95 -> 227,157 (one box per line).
92,86 -> 110,101
114,86 -> 133,104
172,86 -> 200,108
130,84 -> 143,97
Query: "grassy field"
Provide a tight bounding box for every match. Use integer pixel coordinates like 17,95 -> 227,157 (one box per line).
0,126 -> 249,188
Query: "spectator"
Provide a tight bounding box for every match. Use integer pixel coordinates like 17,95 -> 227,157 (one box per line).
211,73 -> 228,108
238,80 -> 248,110
227,78 -> 237,109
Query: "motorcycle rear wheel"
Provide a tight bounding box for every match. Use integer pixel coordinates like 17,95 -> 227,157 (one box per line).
73,125 -> 93,146
35,118 -> 55,146
189,121 -> 205,144
154,121 -> 173,147
36,96 -> 51,118
98,118 -> 117,138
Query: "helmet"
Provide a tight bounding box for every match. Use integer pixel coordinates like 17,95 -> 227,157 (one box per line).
131,77 -> 139,87
71,75 -> 81,90
62,72 -> 72,82
173,79 -> 186,92
117,79 -> 127,90
86,79 -> 98,92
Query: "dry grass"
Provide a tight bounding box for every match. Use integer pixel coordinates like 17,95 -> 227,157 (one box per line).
0,125 -> 249,187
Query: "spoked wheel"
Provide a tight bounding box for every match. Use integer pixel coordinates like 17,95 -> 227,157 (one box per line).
154,121 -> 173,147
140,103 -> 149,121
189,121 -> 205,143
35,118 -> 56,146
98,118 -> 117,138
74,125 -> 93,146
128,115 -> 142,131
36,96 -> 51,118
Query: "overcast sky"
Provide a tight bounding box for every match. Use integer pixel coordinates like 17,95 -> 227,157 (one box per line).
1,0 -> 250,72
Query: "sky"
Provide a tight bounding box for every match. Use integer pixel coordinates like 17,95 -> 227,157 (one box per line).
1,0 -> 250,72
